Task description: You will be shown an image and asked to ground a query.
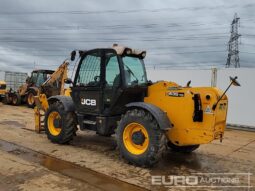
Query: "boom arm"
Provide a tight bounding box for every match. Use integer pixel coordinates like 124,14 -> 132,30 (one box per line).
34,60 -> 70,133
41,61 -> 69,95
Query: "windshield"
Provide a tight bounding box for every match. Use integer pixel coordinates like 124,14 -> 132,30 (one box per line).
30,72 -> 38,84
122,56 -> 147,86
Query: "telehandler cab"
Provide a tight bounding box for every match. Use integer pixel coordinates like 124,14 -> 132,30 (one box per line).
35,44 -> 240,167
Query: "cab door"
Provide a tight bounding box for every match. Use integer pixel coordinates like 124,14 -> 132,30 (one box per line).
72,49 -> 103,115
103,51 -> 123,115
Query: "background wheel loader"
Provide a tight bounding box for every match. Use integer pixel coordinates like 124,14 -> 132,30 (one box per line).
4,69 -> 55,107
4,61 -> 69,108
34,44 -> 240,167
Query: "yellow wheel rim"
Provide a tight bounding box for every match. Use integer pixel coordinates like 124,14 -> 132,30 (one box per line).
123,122 -> 149,155
47,111 -> 61,136
28,93 -> 34,105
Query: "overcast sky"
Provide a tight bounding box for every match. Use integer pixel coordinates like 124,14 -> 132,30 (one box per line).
0,0 -> 254,74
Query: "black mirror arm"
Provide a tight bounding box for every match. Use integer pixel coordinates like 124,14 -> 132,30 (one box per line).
64,78 -> 73,85
70,50 -> 76,61
212,81 -> 233,110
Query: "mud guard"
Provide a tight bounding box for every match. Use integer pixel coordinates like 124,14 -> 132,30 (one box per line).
27,87 -> 39,95
126,102 -> 172,130
48,95 -> 75,112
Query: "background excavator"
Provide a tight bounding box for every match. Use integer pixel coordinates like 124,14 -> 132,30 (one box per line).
4,62 -> 69,108
34,44 -> 240,167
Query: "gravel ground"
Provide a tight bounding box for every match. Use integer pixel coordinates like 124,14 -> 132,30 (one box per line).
0,103 -> 254,191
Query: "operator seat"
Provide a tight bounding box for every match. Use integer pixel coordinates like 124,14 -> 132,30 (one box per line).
112,70 -> 131,88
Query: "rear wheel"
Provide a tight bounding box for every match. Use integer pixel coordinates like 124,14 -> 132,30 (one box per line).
45,102 -> 76,144
116,109 -> 166,167
167,141 -> 199,153
12,93 -> 21,106
26,90 -> 36,108
2,96 -> 10,104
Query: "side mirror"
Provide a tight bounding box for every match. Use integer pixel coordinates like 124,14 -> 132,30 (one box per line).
64,78 -> 73,84
186,80 -> 191,87
230,76 -> 241,86
70,50 -> 76,61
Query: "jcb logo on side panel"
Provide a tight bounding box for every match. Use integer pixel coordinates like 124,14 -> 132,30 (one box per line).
81,98 -> 96,106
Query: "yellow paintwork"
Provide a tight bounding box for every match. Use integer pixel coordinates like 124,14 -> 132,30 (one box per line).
0,81 -> 7,96
64,88 -> 71,96
47,111 -> 61,136
33,60 -> 71,133
144,81 -> 228,146
34,89 -> 70,133
34,106 -> 41,133
34,94 -> 50,133
27,92 -> 35,105
123,122 -> 149,155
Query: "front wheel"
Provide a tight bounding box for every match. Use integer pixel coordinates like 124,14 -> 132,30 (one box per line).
26,90 -> 36,108
167,141 -> 199,153
116,109 -> 166,167
45,102 -> 77,144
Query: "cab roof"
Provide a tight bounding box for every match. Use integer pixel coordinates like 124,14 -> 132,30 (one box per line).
111,44 -> 146,57
32,69 -> 55,74
79,44 -> 146,58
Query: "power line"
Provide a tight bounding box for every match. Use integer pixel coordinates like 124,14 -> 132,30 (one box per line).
0,50 -> 227,57
0,25 -> 228,31
0,44 -> 229,52
241,51 -> 255,54
150,50 -> 226,55
0,36 -> 228,43
0,4 -> 251,15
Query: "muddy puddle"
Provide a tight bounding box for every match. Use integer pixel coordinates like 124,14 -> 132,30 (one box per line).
0,139 -> 146,191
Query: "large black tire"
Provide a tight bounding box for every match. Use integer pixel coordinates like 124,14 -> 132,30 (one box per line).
116,108 -> 166,167
167,141 -> 199,153
12,93 -> 21,106
26,90 -> 36,108
2,96 -> 7,104
44,102 -> 77,144
2,95 -> 11,105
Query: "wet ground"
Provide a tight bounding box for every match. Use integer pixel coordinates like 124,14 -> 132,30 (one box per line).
0,103 -> 254,191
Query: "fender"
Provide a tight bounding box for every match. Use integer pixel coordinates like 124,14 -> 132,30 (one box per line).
28,87 -> 39,92
26,87 -> 39,95
126,102 -> 172,130
48,95 -> 75,112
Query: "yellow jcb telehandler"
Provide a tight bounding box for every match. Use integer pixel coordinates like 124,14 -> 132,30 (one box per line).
34,44 -> 240,167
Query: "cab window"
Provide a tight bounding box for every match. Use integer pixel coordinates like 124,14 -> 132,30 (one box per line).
122,56 -> 147,86
105,54 -> 120,87
76,53 -> 101,86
